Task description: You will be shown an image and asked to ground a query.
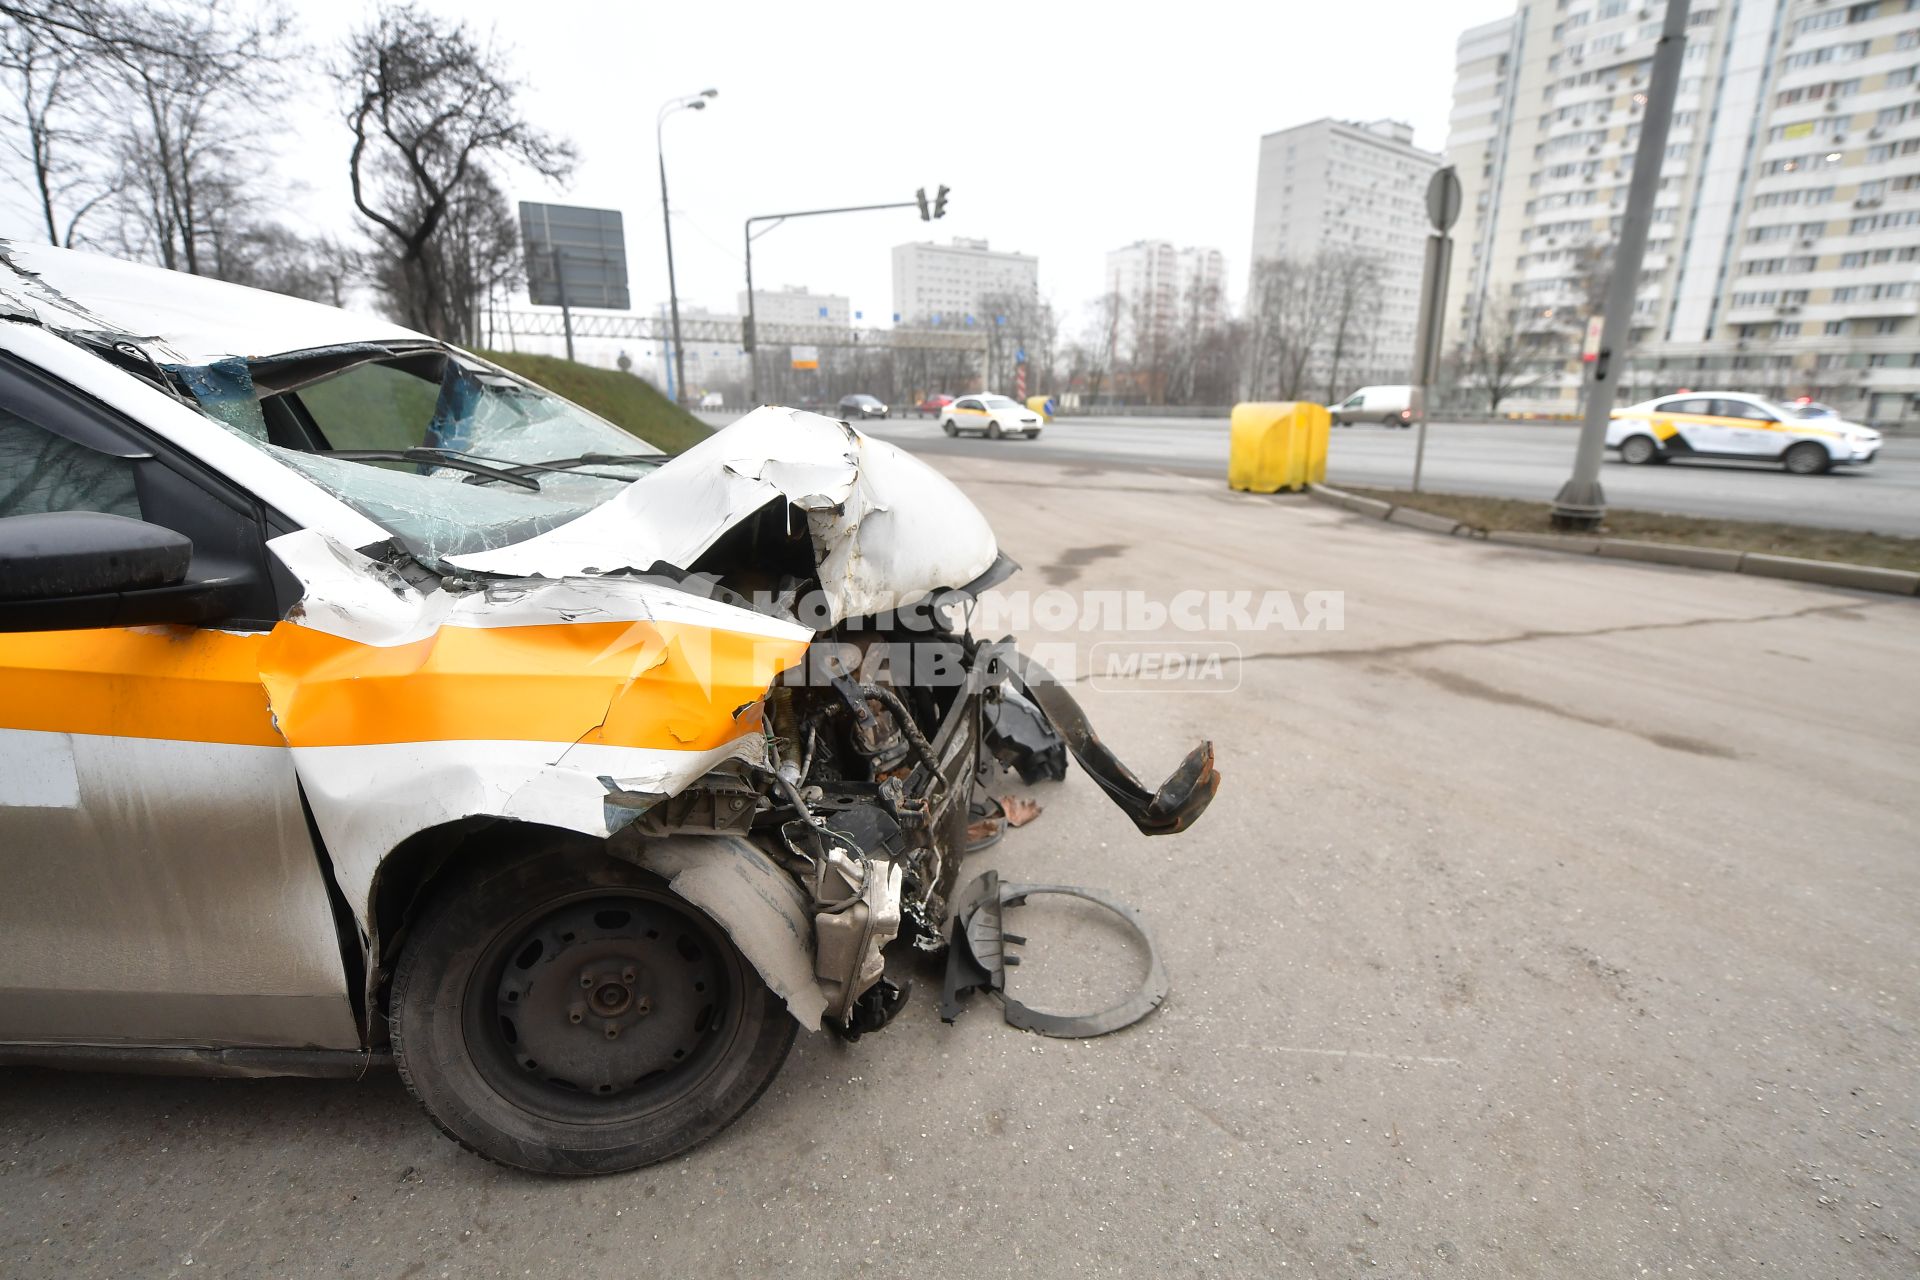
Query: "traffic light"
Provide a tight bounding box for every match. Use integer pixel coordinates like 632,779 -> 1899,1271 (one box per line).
933,184 -> 949,219
916,187 -> 930,221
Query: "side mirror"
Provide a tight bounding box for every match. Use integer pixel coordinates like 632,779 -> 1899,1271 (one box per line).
0,512 -> 237,632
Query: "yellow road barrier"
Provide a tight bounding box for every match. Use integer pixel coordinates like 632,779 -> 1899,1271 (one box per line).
1228,401 -> 1330,493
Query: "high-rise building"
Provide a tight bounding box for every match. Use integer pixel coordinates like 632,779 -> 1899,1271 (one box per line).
738,285 -> 849,330
1247,118 -> 1442,392
1105,240 -> 1228,347
1447,0 -> 1920,423
891,238 -> 1039,325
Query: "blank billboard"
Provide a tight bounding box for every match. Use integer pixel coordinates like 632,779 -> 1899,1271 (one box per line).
519,202 -> 629,310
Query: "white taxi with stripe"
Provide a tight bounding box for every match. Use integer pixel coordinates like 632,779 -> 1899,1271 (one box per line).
938,393 -> 1043,440
1607,391 -> 1882,475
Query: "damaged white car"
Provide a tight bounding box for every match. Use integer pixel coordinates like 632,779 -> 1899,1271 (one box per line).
0,244 -> 1218,1174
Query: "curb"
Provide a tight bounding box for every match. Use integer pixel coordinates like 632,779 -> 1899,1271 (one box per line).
1305,484 -> 1920,598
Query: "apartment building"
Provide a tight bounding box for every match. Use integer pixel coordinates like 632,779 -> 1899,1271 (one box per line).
1449,0 -> 1920,423
890,238 -> 1039,325
1247,118 -> 1442,391
1105,240 -> 1228,344
737,285 -> 850,330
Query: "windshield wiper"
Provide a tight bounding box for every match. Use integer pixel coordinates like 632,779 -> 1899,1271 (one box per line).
323,447 -> 542,491
460,452 -> 664,485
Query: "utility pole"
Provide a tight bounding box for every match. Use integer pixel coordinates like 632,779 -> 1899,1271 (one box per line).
1551,0 -> 1690,529
657,90 -> 717,405
744,186 -> 948,405
551,248 -> 575,363
1411,166 -> 1462,493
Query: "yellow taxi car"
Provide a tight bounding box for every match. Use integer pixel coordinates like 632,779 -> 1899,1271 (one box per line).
1607,391 -> 1882,475
0,243 -> 1216,1174
938,394 -> 1044,440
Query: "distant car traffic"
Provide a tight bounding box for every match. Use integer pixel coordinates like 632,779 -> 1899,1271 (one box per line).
916,394 -> 955,417
1784,398 -> 1840,421
699,391 -> 724,409
1607,392 -> 1881,474
1330,385 -> 1415,427
939,394 -> 1043,439
837,393 -> 888,420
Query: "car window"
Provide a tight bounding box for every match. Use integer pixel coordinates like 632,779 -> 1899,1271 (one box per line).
956,399 -> 980,411
1713,399 -> 1775,422
300,361 -> 443,452
1345,394 -> 1365,407
1660,397 -> 1715,416
981,396 -> 1016,407
0,406 -> 141,520
241,356 -> 664,567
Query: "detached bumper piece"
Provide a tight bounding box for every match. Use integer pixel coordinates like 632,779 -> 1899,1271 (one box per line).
939,869 -> 1170,1038
996,646 -> 1220,835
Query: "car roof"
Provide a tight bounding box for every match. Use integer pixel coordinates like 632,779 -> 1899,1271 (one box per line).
1,241 -> 428,365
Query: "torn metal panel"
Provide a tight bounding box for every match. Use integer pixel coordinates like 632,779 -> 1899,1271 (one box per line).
996,645 -> 1220,835
939,869 -> 1170,1038
448,407 -> 1000,623
614,834 -> 830,1029
259,530 -> 812,936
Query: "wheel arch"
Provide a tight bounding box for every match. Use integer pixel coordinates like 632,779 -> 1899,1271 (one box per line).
363,822 -> 827,1046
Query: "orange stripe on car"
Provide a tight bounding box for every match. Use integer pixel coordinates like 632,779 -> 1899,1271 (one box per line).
0,621 -> 808,751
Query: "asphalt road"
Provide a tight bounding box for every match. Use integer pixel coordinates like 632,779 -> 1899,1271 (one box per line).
702,412 -> 1920,537
3,459 -> 1914,1277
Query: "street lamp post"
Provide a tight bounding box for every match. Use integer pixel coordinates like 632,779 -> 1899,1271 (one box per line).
657,89 -> 716,405
743,186 -> 947,405
1550,0 -> 1689,529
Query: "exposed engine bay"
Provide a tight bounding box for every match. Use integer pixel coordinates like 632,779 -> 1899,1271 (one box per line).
603,556 -> 1220,1040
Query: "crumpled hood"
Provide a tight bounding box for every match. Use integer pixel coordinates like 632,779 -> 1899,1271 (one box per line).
448,406 -> 1000,623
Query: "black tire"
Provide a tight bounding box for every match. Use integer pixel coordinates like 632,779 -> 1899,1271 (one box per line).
1382,414 -> 1398,426
942,418 -> 957,437
390,836 -> 795,1175
1024,430 -> 1040,440
1783,441 -> 1830,475
987,420 -> 1003,439
1619,434 -> 1660,465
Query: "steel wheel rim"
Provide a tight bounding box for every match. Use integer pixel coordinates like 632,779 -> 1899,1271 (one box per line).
462,886 -> 746,1125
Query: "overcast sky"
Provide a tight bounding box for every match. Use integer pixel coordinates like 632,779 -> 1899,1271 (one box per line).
3,0 -> 1515,339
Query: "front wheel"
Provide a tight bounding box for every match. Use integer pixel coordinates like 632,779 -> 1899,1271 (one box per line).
1024,430 -> 1041,440
1619,434 -> 1660,465
390,837 -> 795,1175
1783,441 -> 1831,475
987,420 -> 1004,439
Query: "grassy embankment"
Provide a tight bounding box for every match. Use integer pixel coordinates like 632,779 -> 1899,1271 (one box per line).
1341,485 -> 1920,573
480,350 -> 711,454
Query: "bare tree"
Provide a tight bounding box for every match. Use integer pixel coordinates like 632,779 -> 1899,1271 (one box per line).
337,7 -> 575,341
0,1 -> 185,60
0,21 -> 114,245
1320,249 -> 1383,403
1083,290 -> 1125,406
1462,293 -> 1538,413
1246,255 -> 1333,400
205,222 -> 361,306
365,165 -> 522,343
82,1 -> 297,274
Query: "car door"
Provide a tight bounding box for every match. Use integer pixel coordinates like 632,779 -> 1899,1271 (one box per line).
1337,392 -> 1364,422
1712,398 -> 1789,457
1652,396 -> 1724,454
0,354 -> 360,1051
953,397 -> 984,428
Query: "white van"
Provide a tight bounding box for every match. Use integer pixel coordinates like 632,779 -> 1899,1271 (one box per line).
1330,385 -> 1415,428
